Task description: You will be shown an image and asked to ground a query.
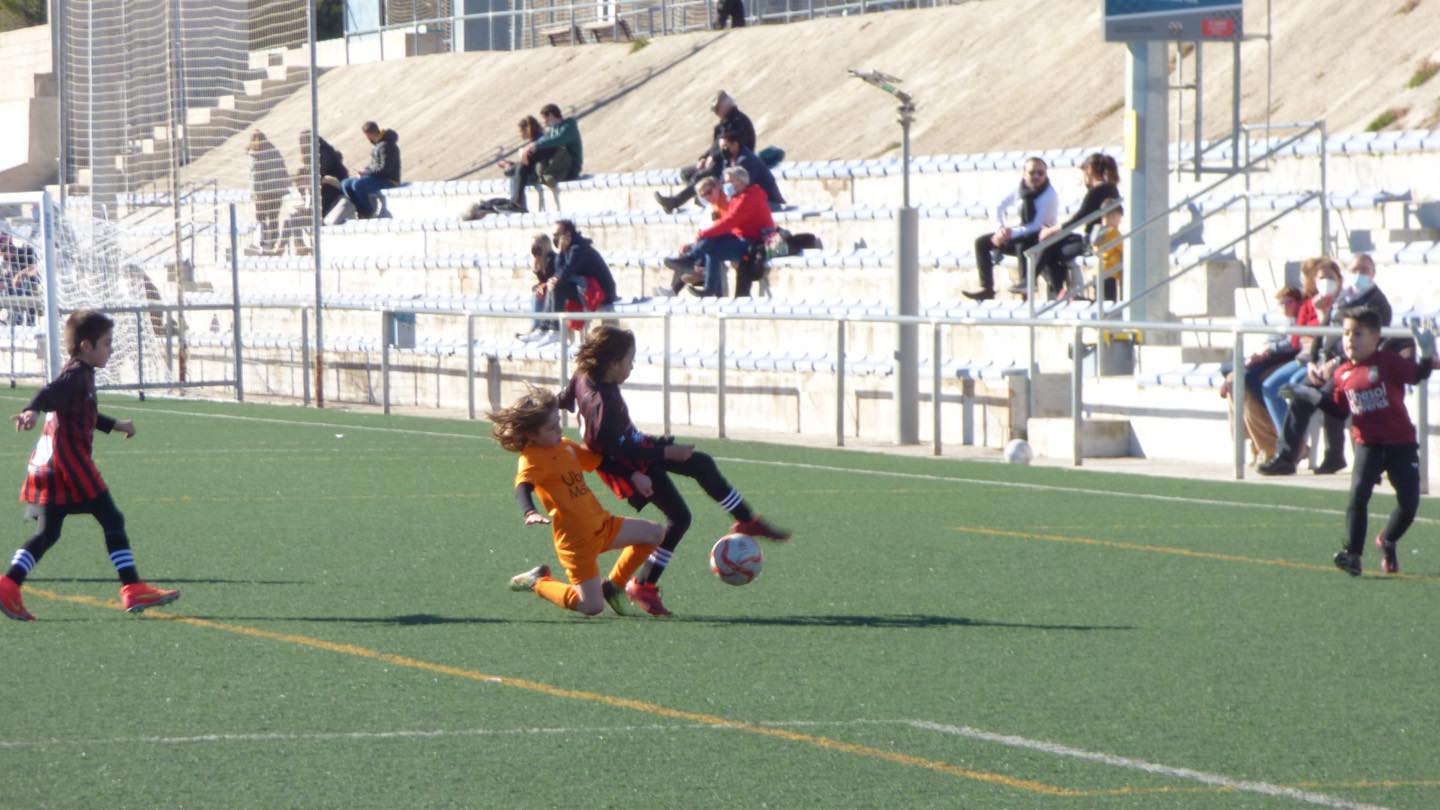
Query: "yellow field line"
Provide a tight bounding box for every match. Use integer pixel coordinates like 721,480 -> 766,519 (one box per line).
952,527 -> 1440,581
25,587 -> 1084,799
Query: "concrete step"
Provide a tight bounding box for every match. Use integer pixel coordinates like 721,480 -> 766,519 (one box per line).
1027,415 -> 1134,461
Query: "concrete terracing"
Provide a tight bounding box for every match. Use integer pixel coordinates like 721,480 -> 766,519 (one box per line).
173,1 -> 1440,190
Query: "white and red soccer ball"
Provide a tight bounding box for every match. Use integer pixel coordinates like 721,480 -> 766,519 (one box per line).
709,534 -> 763,586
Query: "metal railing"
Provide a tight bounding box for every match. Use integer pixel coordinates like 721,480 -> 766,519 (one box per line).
341,0 -> 960,62
163,301 -> 1434,493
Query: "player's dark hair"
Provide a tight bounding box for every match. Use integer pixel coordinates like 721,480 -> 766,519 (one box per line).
487,386 -> 557,452
574,325 -> 635,378
1343,307 -> 1382,334
64,310 -> 114,357
540,103 -> 562,120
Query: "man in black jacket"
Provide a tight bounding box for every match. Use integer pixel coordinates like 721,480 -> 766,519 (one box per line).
297,129 -> 349,217
340,121 -> 401,219
718,131 -> 783,209
1259,254 -> 1403,476
655,91 -> 756,213
536,220 -> 617,341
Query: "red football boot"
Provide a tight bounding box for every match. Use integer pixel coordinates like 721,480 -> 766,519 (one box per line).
624,580 -> 672,617
121,582 -> 181,613
731,515 -> 792,543
0,577 -> 34,621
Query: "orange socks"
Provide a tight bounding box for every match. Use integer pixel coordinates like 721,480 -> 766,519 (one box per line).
534,577 -> 580,611
608,544 -> 656,587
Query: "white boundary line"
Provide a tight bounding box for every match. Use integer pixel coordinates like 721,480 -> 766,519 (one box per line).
6,716 -> 1402,808
713,457 -> 1440,527
910,721 -> 1391,810
3,393 -> 1428,527
0,719 -> 894,750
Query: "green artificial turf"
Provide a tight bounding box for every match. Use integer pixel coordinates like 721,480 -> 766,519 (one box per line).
0,391 -> 1436,808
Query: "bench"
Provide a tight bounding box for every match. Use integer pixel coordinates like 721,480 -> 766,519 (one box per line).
537,24 -> 580,46
582,18 -> 631,43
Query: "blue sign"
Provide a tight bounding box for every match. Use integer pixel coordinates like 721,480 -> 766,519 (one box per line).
1104,0 -> 1243,41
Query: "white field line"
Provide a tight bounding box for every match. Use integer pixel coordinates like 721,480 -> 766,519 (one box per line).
909,721 -> 1391,810
2,393 -> 1426,528
0,394 -> 485,441
0,718 -> 895,750
713,456 -> 1440,528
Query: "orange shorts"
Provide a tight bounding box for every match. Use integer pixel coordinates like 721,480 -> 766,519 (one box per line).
553,514 -> 624,584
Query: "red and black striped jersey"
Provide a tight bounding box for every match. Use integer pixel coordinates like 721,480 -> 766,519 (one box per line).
19,359 -> 116,505
558,372 -> 669,500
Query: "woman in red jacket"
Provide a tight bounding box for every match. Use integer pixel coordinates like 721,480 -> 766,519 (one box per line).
682,166 -> 773,297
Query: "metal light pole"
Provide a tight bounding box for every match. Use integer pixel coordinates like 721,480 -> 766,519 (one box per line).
849,69 -> 919,444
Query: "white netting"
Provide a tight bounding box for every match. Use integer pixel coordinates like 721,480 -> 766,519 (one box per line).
55,0 -> 313,388
0,195 -> 170,387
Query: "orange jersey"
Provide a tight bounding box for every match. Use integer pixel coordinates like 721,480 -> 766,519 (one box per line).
515,438 -> 612,543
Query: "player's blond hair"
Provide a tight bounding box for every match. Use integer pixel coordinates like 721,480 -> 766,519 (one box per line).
487,386 -> 557,452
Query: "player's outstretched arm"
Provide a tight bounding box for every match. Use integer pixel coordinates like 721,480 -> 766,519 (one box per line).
11,410 -> 36,431
515,483 -> 550,525
113,419 -> 136,439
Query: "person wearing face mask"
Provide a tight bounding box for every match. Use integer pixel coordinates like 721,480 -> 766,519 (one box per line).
658,177 -> 729,297
1258,258 -> 1340,439
716,131 -> 784,210
1260,254 -> 1400,476
676,166 -> 773,297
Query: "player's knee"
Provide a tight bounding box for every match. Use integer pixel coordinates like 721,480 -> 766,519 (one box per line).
577,600 -> 604,617
669,506 -> 692,535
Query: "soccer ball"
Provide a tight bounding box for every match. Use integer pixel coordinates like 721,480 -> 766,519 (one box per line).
709,534 -> 763,586
1003,438 -> 1034,465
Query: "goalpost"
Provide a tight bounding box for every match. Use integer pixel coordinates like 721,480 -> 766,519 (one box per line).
0,191 -> 175,388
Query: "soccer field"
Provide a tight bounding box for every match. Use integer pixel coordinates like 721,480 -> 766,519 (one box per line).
1,393 -> 1436,809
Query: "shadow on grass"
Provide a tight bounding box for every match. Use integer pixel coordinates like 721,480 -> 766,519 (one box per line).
670,614 -> 1137,631
185,613 -> 506,626
31,577 -> 310,586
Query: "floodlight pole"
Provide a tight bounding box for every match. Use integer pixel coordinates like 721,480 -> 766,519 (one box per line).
850,69 -> 919,445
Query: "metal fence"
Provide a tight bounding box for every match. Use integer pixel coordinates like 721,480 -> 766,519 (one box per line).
342,0 -> 963,60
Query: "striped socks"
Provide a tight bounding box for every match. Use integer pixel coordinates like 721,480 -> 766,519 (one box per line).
644,547 -> 673,571
109,548 -> 140,585
719,487 -> 753,522
6,549 -> 36,584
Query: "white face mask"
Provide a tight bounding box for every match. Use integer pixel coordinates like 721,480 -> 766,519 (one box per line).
1345,272 -> 1373,296
722,182 -> 736,197
1317,277 -> 1340,297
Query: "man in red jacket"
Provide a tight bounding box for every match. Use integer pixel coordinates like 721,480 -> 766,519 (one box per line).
679,167 -> 773,297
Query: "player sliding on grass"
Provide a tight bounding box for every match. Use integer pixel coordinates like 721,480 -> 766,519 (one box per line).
1293,310 -> 1436,576
0,310 -> 180,621
490,387 -> 665,616
558,325 -> 790,617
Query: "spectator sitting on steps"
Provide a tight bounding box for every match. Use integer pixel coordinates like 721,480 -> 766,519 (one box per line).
963,156 -> 1059,301
1035,152 -> 1120,301
518,234 -> 560,343
674,166 -> 772,298
718,130 -> 783,210
548,220 -> 618,340
504,104 -> 583,213
295,129 -> 349,219
340,121 -> 400,220
658,177 -> 728,297
655,91 -> 756,214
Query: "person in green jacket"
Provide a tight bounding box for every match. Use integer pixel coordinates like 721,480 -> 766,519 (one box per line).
508,103 -> 583,212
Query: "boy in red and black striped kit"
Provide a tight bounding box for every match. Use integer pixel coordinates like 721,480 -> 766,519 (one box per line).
0,311 -> 179,620
1302,309 -> 1435,576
